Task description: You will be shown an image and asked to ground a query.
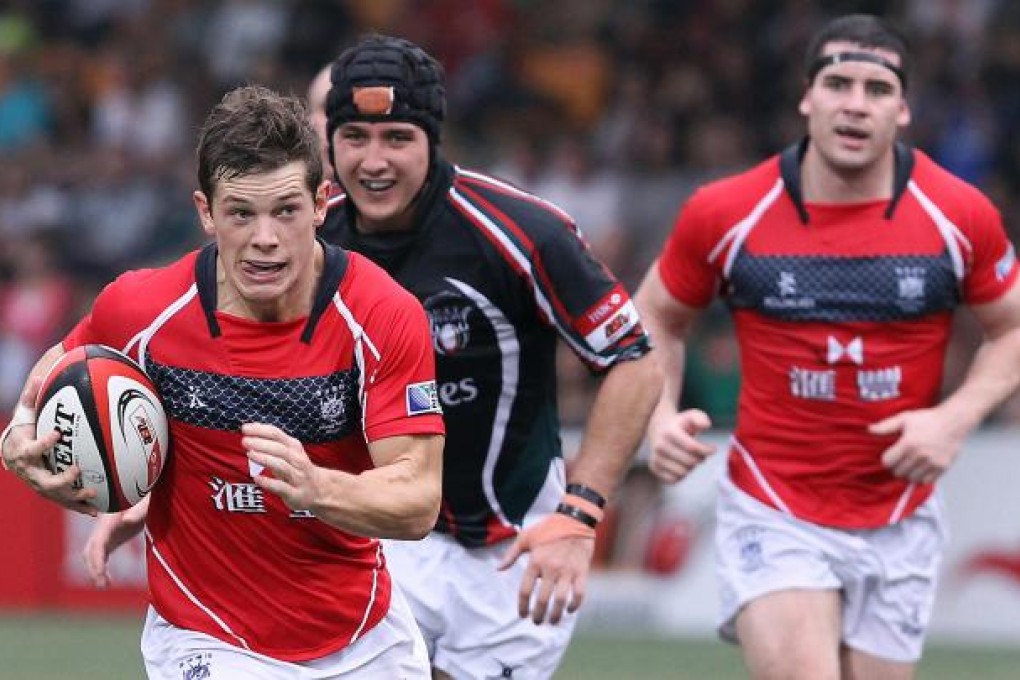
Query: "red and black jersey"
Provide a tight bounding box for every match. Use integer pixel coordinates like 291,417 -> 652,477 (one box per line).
322,159 -> 651,547
63,242 -> 444,660
659,141 -> 1019,528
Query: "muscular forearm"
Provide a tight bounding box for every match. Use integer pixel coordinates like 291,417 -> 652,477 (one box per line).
310,439 -> 442,539
568,350 -> 662,497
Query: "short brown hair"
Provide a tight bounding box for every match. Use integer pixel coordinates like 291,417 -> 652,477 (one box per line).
196,85 -> 323,203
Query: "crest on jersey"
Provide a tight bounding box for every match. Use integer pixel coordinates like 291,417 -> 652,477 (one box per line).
895,266 -> 926,312
424,291 -> 474,356
318,385 -> 346,429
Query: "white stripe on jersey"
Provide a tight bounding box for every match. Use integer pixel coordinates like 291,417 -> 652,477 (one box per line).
124,284 -> 199,370
331,291 -> 382,439
449,187 -> 611,369
455,166 -> 576,226
711,178 -> 785,277
908,181 -> 970,281
145,526 -> 252,651
887,482 -> 917,524
447,277 -> 517,530
731,436 -> 794,516
348,542 -> 384,644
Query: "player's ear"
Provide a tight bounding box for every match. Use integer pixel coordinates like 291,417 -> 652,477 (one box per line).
313,180 -> 330,229
897,97 -> 911,127
193,190 -> 215,236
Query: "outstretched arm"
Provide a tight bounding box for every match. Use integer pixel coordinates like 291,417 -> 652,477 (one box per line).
872,280 -> 1020,483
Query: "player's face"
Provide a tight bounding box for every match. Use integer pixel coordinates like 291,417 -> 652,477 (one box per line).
193,161 -> 330,321
799,41 -> 910,174
307,66 -> 333,174
332,121 -> 430,233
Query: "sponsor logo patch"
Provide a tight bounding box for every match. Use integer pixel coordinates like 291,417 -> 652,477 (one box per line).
789,366 -> 836,401
584,299 -> 639,352
406,380 -> 442,416
764,271 -> 816,310
857,366 -> 902,401
996,244 -> 1016,282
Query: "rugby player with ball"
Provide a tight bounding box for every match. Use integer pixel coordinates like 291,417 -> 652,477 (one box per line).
1,85 -> 444,678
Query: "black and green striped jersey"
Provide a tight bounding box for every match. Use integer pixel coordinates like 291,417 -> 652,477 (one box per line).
323,158 -> 651,547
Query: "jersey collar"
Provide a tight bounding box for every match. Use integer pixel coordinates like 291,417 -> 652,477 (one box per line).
780,137 -> 914,224
195,238 -> 349,342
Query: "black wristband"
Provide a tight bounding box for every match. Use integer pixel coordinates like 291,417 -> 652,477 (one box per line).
566,483 -> 607,509
556,502 -> 599,528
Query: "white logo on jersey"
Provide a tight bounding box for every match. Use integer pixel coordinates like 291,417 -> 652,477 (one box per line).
765,271 -> 815,310
858,367 -> 902,401
209,477 -> 266,513
428,305 -> 473,355
789,367 -> 836,401
827,336 -> 864,365
779,271 -> 797,297
188,385 -> 207,409
439,378 -> 479,407
896,266 -> 926,301
317,386 -> 346,432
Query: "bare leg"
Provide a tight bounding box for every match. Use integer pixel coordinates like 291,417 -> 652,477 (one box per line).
735,589 -> 842,680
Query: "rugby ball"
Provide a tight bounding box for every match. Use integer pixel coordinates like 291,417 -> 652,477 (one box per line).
35,344 -> 169,513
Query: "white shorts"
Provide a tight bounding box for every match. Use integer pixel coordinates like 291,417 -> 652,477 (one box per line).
384,532 -> 576,680
140,586 -> 430,679
715,475 -> 947,663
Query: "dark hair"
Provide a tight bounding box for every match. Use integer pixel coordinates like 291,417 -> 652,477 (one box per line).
804,14 -> 911,87
196,85 -> 323,204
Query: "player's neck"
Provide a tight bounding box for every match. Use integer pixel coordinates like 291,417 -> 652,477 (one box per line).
215,243 -> 324,322
800,145 -> 895,204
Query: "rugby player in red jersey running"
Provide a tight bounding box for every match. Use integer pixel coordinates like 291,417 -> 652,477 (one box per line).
1,85 -> 444,678
635,13 -> 1020,680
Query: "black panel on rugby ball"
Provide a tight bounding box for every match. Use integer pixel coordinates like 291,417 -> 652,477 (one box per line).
40,347 -> 119,509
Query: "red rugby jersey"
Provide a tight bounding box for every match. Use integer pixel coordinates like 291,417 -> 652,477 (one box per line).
64,242 -> 444,660
659,143 -> 1018,528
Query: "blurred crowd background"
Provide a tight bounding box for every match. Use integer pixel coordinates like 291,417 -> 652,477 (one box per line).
3,0 -> 1020,428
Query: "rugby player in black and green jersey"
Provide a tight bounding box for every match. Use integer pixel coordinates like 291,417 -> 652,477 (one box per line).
317,34 -> 662,680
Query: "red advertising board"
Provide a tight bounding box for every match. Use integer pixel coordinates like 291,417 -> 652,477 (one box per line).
0,471 -> 147,612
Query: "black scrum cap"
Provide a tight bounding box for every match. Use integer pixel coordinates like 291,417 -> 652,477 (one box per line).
325,34 -> 446,145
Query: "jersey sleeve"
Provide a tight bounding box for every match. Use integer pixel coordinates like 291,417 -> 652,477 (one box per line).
658,188 -> 722,308
960,195 -> 1019,304
61,278 -> 127,350
60,270 -> 160,362
529,216 -> 651,372
360,281 -> 445,443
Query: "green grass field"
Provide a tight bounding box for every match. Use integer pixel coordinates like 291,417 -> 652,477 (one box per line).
0,614 -> 1018,679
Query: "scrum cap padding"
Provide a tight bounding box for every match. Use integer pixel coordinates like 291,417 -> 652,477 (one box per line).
326,34 -> 446,144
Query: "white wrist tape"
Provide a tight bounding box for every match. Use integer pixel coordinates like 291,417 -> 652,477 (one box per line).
1,402 -> 36,470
